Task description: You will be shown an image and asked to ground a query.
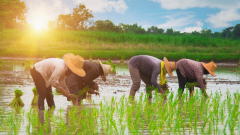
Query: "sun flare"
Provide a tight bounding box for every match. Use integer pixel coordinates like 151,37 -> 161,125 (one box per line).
34,23 -> 44,31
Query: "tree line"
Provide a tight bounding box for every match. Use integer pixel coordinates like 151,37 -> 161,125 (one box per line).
1,1 -> 240,39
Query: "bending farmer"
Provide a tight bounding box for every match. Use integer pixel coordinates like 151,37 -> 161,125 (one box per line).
30,53 -> 85,110
128,55 -> 176,98
65,59 -> 111,106
176,59 -> 217,98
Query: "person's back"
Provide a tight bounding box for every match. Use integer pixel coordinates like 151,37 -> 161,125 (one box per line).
129,55 -> 162,76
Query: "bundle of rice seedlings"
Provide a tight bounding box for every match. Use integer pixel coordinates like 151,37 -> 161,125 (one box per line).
9,89 -> 24,107
31,87 -> 38,105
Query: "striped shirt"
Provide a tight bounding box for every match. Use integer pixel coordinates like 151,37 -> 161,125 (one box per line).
176,59 -> 205,89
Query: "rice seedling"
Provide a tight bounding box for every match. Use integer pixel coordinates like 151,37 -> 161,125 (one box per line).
121,56 -> 124,63
8,89 -> 24,107
23,59 -> 32,71
1,90 -> 240,134
31,87 -> 38,105
111,64 -> 116,74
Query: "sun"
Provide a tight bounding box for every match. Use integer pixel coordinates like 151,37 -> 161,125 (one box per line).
34,23 -> 44,31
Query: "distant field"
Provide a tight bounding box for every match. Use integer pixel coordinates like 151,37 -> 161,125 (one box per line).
0,29 -> 239,60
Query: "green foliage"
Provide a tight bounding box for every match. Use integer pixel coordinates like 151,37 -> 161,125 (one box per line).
121,56 -> 124,63
233,24 -> 240,39
94,19 -> 121,32
0,29 -> 239,60
147,26 -> 164,34
166,28 -> 174,35
0,0 -> 27,31
47,4 -> 93,30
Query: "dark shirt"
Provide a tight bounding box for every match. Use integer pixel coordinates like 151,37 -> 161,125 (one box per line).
65,61 -> 102,95
129,55 -> 162,90
176,59 -> 205,89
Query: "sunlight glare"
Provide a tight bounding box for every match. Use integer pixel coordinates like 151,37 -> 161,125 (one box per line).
34,23 -> 44,31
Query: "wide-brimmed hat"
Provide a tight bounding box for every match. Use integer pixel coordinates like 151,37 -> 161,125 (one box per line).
98,59 -> 111,82
201,62 -> 217,77
163,57 -> 177,77
63,53 -> 86,77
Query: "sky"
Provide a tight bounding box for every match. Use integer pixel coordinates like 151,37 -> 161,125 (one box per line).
23,0 -> 240,33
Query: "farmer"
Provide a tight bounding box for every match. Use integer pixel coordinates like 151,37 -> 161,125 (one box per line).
128,55 -> 176,98
30,53 -> 86,110
175,58 -> 217,98
65,59 -> 111,106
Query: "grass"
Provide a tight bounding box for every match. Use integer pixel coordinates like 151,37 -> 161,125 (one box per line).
0,90 -> 240,134
0,29 -> 239,60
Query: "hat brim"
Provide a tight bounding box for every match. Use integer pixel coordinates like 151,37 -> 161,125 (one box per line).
63,53 -> 86,77
98,59 -> 106,82
163,57 -> 173,77
201,62 -> 215,77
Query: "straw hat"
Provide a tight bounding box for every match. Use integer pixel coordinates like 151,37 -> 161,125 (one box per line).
63,53 -> 86,77
163,57 -> 177,77
98,59 -> 111,82
201,62 -> 217,77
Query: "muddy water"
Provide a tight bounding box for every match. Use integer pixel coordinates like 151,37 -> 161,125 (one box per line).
0,58 -> 239,134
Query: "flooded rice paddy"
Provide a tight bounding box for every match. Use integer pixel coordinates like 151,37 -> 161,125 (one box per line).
0,57 -> 239,134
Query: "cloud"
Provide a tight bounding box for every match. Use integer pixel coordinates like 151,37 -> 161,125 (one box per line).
206,9 -> 240,28
156,13 -> 195,30
72,0 -> 128,13
182,27 -> 202,33
25,0 -> 71,27
150,0 -> 240,28
149,0 -> 240,10
196,20 -> 203,27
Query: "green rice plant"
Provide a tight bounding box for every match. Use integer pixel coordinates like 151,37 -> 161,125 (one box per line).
121,56 -> 124,63
23,59 -> 33,71
9,89 -> 24,107
108,59 -> 112,65
0,60 -> 2,70
111,64 -> 116,74
31,87 -> 38,105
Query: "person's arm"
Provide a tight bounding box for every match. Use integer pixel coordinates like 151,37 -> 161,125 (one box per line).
195,71 -> 208,97
151,69 -> 162,91
49,67 -> 69,97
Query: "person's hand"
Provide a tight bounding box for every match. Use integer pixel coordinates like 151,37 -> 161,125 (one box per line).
157,88 -> 166,95
93,83 -> 99,91
60,88 -> 70,97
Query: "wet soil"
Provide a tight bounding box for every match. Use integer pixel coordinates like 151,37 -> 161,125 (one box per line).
0,70 -> 239,91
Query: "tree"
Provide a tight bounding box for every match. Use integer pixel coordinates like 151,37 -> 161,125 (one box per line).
201,28 -> 212,37
126,23 -> 146,34
233,24 -> 240,39
147,26 -> 164,34
49,4 -> 93,30
94,20 -> 121,32
221,27 -> 234,38
0,0 -> 27,31
166,28 -> 173,35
